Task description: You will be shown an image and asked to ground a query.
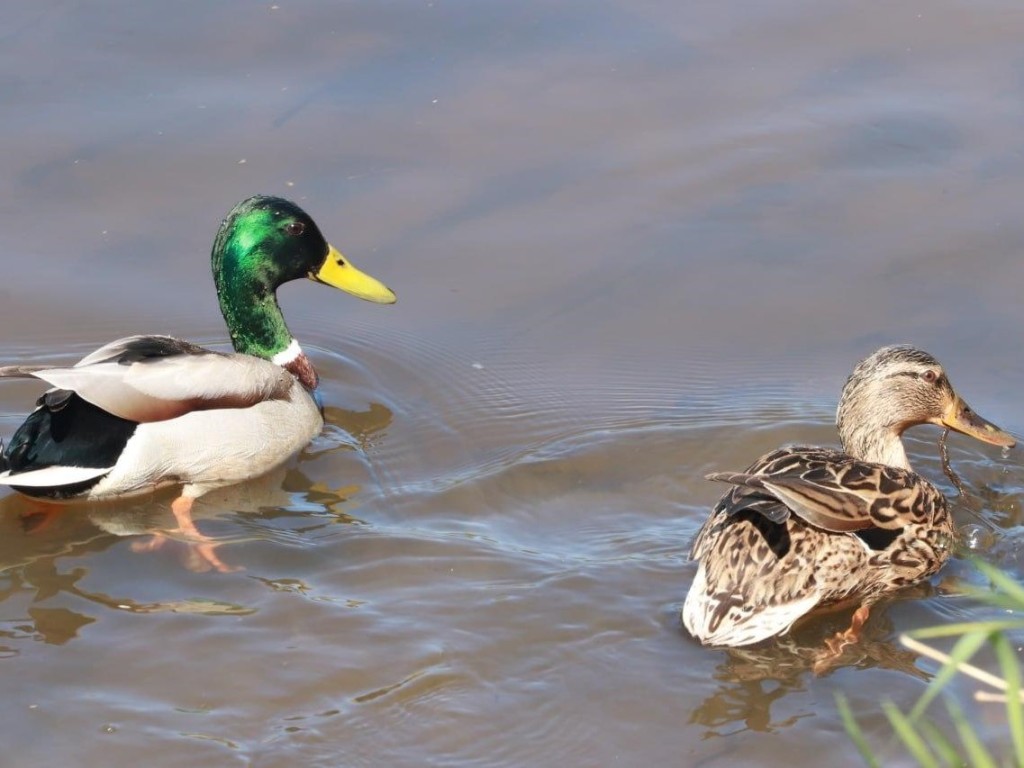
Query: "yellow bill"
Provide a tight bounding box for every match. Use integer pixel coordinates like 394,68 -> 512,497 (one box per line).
937,395 -> 1015,448
310,245 -> 396,304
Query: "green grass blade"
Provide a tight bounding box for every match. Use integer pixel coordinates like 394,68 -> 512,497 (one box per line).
917,719 -> 962,767
973,559 -> 1024,608
909,620 -> 1024,640
841,560 -> 1024,766
909,630 -> 990,720
836,693 -> 882,768
882,700 -> 939,768
957,587 -> 1024,614
991,632 -> 1024,764
945,697 -> 997,768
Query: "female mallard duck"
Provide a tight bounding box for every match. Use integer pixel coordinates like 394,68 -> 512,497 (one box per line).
683,345 -> 1014,649
0,196 -> 395,568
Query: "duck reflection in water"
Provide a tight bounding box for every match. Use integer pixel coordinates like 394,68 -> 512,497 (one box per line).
688,600 -> 929,739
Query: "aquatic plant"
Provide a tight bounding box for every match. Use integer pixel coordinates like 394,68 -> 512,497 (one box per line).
838,559 -> 1024,767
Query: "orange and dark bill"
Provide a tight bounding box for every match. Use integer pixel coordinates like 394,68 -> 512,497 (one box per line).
935,396 -> 1016,448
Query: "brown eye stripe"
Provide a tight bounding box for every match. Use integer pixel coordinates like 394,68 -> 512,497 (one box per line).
888,370 -> 942,383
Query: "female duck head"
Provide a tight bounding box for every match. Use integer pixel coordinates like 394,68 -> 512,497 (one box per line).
212,195 -> 395,360
836,345 -> 1014,469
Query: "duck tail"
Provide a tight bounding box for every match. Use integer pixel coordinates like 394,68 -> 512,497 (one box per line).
0,365 -> 47,380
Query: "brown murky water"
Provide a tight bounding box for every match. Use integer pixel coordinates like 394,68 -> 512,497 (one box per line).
3,1 -> 1024,765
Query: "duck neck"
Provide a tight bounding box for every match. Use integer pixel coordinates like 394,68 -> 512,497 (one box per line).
215,264 -> 319,391
271,339 -> 320,392
837,409 -> 911,470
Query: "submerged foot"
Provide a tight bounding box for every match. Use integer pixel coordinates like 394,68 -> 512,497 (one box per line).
131,496 -> 240,573
812,604 -> 872,675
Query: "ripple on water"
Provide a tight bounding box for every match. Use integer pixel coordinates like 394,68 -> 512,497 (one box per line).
0,316 -> 1017,766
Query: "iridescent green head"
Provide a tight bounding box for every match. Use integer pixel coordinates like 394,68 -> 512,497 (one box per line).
212,195 -> 395,359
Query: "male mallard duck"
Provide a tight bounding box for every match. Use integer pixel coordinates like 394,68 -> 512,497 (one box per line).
0,196 -> 395,568
683,345 -> 1014,649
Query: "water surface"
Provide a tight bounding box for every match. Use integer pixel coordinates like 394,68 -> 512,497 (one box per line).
3,1 -> 1024,765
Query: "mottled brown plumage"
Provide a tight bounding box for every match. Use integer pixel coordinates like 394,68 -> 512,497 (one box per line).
683,346 -> 1014,648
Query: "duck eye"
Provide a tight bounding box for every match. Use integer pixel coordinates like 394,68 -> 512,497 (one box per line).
921,370 -> 938,384
284,221 -> 305,236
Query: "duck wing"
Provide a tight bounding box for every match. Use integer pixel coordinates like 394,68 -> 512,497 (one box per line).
0,335 -> 294,423
704,446 -> 936,534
